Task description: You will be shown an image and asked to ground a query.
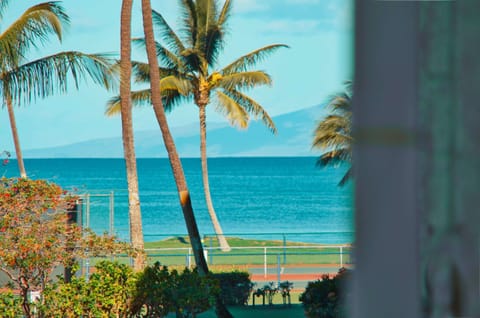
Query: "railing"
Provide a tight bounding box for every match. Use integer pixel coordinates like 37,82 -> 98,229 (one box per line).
144,244 -> 353,277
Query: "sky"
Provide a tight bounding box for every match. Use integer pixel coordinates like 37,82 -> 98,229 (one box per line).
1,0 -> 353,151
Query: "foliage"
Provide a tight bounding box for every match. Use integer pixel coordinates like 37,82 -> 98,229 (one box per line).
0,178 -> 135,318
131,262 -> 220,318
108,0 -> 287,255
173,267 -> 219,318
106,2 -> 286,132
40,261 -> 136,318
0,291 -> 23,317
313,82 -> 353,186
212,271 -> 253,306
1,1 -> 116,179
131,262 -> 175,317
299,268 -> 351,318
0,1 -> 116,106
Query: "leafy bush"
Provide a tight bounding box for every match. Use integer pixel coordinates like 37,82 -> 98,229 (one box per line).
40,261 -> 136,317
0,178 -> 134,318
212,271 -> 253,306
131,262 -> 219,318
131,262 -> 175,317
173,268 -> 219,318
0,291 -> 23,317
299,268 -> 351,318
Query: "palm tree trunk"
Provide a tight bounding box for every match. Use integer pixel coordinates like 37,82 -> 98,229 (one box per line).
6,96 -> 26,178
140,2 -> 232,317
140,0 -> 207,273
199,105 -> 231,251
120,0 -> 145,271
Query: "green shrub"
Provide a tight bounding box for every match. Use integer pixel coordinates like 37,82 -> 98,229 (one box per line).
0,291 -> 23,318
131,262 -> 175,317
173,268 -> 219,318
40,260 -> 136,317
131,262 -> 219,318
299,268 -> 351,318
212,271 -> 253,306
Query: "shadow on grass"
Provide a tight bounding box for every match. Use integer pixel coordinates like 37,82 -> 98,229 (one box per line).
166,304 -> 305,318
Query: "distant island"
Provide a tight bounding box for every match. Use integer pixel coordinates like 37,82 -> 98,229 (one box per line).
24,104 -> 325,158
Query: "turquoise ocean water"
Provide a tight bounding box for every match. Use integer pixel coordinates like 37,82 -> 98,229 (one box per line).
3,157 -> 353,244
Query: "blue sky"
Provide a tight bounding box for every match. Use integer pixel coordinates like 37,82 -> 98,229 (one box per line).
1,0 -> 353,150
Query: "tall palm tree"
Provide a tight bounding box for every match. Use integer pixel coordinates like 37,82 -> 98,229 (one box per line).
140,1 -> 232,316
107,0 -> 287,252
313,82 -> 353,186
120,0 -> 145,271
0,1 -> 116,178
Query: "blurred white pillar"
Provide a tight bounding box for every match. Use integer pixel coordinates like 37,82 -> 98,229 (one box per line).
353,0 -> 480,317
353,1 -> 420,317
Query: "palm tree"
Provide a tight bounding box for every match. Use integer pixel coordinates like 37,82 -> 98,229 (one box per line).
313,82 -> 353,186
140,1 -> 232,316
120,0 -> 145,271
107,0 -> 287,252
0,1 -> 116,178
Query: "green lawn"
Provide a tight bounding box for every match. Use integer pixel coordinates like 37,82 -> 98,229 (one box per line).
144,236 -> 352,267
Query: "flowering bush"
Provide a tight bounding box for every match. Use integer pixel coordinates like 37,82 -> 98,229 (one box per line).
0,178 -> 135,318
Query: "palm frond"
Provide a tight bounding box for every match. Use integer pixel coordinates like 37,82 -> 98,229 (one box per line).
215,90 -> 249,129
106,87 -> 188,116
221,44 -> 288,75
179,0 -> 197,48
131,61 -> 178,84
338,167 -> 352,187
325,81 -> 352,113
181,47 -> 204,74
106,89 -> 150,116
327,92 -> 351,112
197,0 -> 224,66
132,38 -> 183,70
218,0 -> 232,27
152,9 -> 185,54
0,2 -> 69,67
218,71 -> 271,91
195,0 -> 216,32
3,51 -> 117,105
316,148 -> 351,167
204,24 -> 224,67
0,0 -> 10,20
159,75 -> 192,96
313,130 -> 352,150
314,114 -> 351,136
317,151 -> 353,187
221,89 -> 276,133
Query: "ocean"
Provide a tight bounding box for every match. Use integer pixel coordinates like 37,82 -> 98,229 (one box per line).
3,157 -> 354,244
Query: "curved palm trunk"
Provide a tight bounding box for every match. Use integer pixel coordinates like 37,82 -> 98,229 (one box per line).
140,0 -> 207,275
120,0 -> 145,270
6,96 -> 26,178
199,105 -> 231,252
140,2 -> 232,317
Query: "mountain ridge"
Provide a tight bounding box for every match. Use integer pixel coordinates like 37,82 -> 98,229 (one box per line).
24,104 -> 325,158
